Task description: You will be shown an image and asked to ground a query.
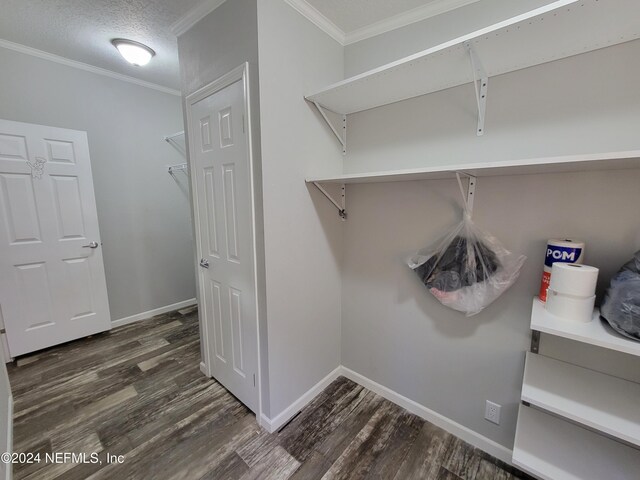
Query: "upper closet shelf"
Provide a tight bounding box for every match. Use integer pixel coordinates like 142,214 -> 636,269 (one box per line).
306,150 -> 640,185
306,0 -> 640,128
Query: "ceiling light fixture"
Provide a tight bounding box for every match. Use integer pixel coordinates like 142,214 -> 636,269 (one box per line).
111,39 -> 155,66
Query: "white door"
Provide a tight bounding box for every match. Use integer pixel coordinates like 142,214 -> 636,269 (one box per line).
0,119 -> 111,357
189,75 -> 258,412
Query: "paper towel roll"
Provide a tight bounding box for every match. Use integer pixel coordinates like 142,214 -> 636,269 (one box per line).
539,239 -> 585,302
544,239 -> 585,267
545,290 -> 595,323
549,263 -> 599,298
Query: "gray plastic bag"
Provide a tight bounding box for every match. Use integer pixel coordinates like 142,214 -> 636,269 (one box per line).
600,251 -> 640,341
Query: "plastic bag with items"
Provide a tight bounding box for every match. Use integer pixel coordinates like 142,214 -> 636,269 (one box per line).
600,251 -> 640,341
407,175 -> 526,316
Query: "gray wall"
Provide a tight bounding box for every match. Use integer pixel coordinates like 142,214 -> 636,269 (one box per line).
179,0 -> 344,421
178,0 -> 260,97
341,29 -> 640,450
342,172 -> 640,449
0,47 -> 196,321
257,0 -> 344,418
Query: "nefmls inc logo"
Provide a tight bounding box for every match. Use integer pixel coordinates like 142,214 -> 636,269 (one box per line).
544,246 -> 583,267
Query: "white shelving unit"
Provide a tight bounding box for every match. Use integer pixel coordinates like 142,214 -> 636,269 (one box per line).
530,298 -> 640,357
522,352 -> 640,447
306,0 -> 640,143
515,300 -> 640,478
306,151 -> 640,185
304,0 -> 640,217
513,405 -> 640,480
306,151 -> 640,219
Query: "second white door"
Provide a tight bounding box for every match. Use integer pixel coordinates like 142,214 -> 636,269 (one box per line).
189,71 -> 258,412
0,119 -> 111,357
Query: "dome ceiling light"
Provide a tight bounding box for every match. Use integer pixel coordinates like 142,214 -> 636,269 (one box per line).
111,39 -> 155,66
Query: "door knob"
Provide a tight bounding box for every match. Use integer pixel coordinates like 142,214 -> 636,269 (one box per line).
82,241 -> 99,249
199,258 -> 210,269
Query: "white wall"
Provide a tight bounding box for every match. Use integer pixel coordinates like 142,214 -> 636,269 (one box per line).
345,40 -> 640,173
0,47 -> 195,321
257,0 -> 344,417
340,34 -> 640,449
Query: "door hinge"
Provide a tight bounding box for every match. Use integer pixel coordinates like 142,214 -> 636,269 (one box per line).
253,373 -> 256,387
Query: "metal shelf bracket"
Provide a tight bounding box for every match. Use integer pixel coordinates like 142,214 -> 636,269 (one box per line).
164,131 -> 187,158
312,102 -> 346,155
465,43 -> 489,136
530,330 -> 541,354
168,163 -> 188,175
312,182 -> 346,220
455,172 -> 477,216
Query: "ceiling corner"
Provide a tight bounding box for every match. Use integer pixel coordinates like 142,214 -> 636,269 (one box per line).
344,0 -> 481,45
170,0 -> 228,37
283,0 -> 347,45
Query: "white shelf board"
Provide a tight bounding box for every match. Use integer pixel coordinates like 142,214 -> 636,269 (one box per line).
306,150 -> 640,184
306,0 -> 640,115
513,405 -> 640,480
522,352 -> 640,447
530,298 -> 640,357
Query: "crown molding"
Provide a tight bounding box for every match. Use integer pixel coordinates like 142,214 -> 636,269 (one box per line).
0,39 -> 181,96
170,0 -> 227,37
283,0 -> 346,45
283,0 -> 481,46
345,0 -> 481,44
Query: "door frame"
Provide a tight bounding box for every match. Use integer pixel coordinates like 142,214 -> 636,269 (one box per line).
185,62 -> 263,420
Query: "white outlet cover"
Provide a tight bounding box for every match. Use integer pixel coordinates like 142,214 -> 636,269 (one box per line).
485,400 -> 501,425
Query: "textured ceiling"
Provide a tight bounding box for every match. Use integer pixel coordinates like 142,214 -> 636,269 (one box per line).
0,0 -> 203,90
0,0 -> 477,91
305,0 -> 447,32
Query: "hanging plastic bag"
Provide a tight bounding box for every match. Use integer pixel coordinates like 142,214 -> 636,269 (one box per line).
600,251 -> 640,341
407,174 -> 526,316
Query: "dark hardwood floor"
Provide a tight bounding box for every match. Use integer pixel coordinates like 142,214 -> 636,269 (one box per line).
7,308 -> 529,479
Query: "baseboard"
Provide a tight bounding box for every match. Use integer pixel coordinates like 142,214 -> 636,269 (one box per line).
258,412 -> 273,432
199,362 -> 209,377
339,366 -> 513,465
260,366 -> 343,433
111,298 -> 197,328
1,336 -> 12,364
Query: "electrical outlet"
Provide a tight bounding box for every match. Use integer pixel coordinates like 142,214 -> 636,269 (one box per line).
485,400 -> 501,425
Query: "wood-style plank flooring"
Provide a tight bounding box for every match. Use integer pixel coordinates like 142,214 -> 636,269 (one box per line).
7,308 -> 530,479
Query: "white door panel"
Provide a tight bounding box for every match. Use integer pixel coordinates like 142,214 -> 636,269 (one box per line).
190,76 -> 258,412
0,119 -> 110,357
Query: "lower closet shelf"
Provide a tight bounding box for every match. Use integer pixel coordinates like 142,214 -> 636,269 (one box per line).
513,405 -> 640,480
522,352 -> 640,447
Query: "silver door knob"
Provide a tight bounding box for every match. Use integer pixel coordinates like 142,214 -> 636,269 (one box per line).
82,241 -> 99,249
199,258 -> 210,269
